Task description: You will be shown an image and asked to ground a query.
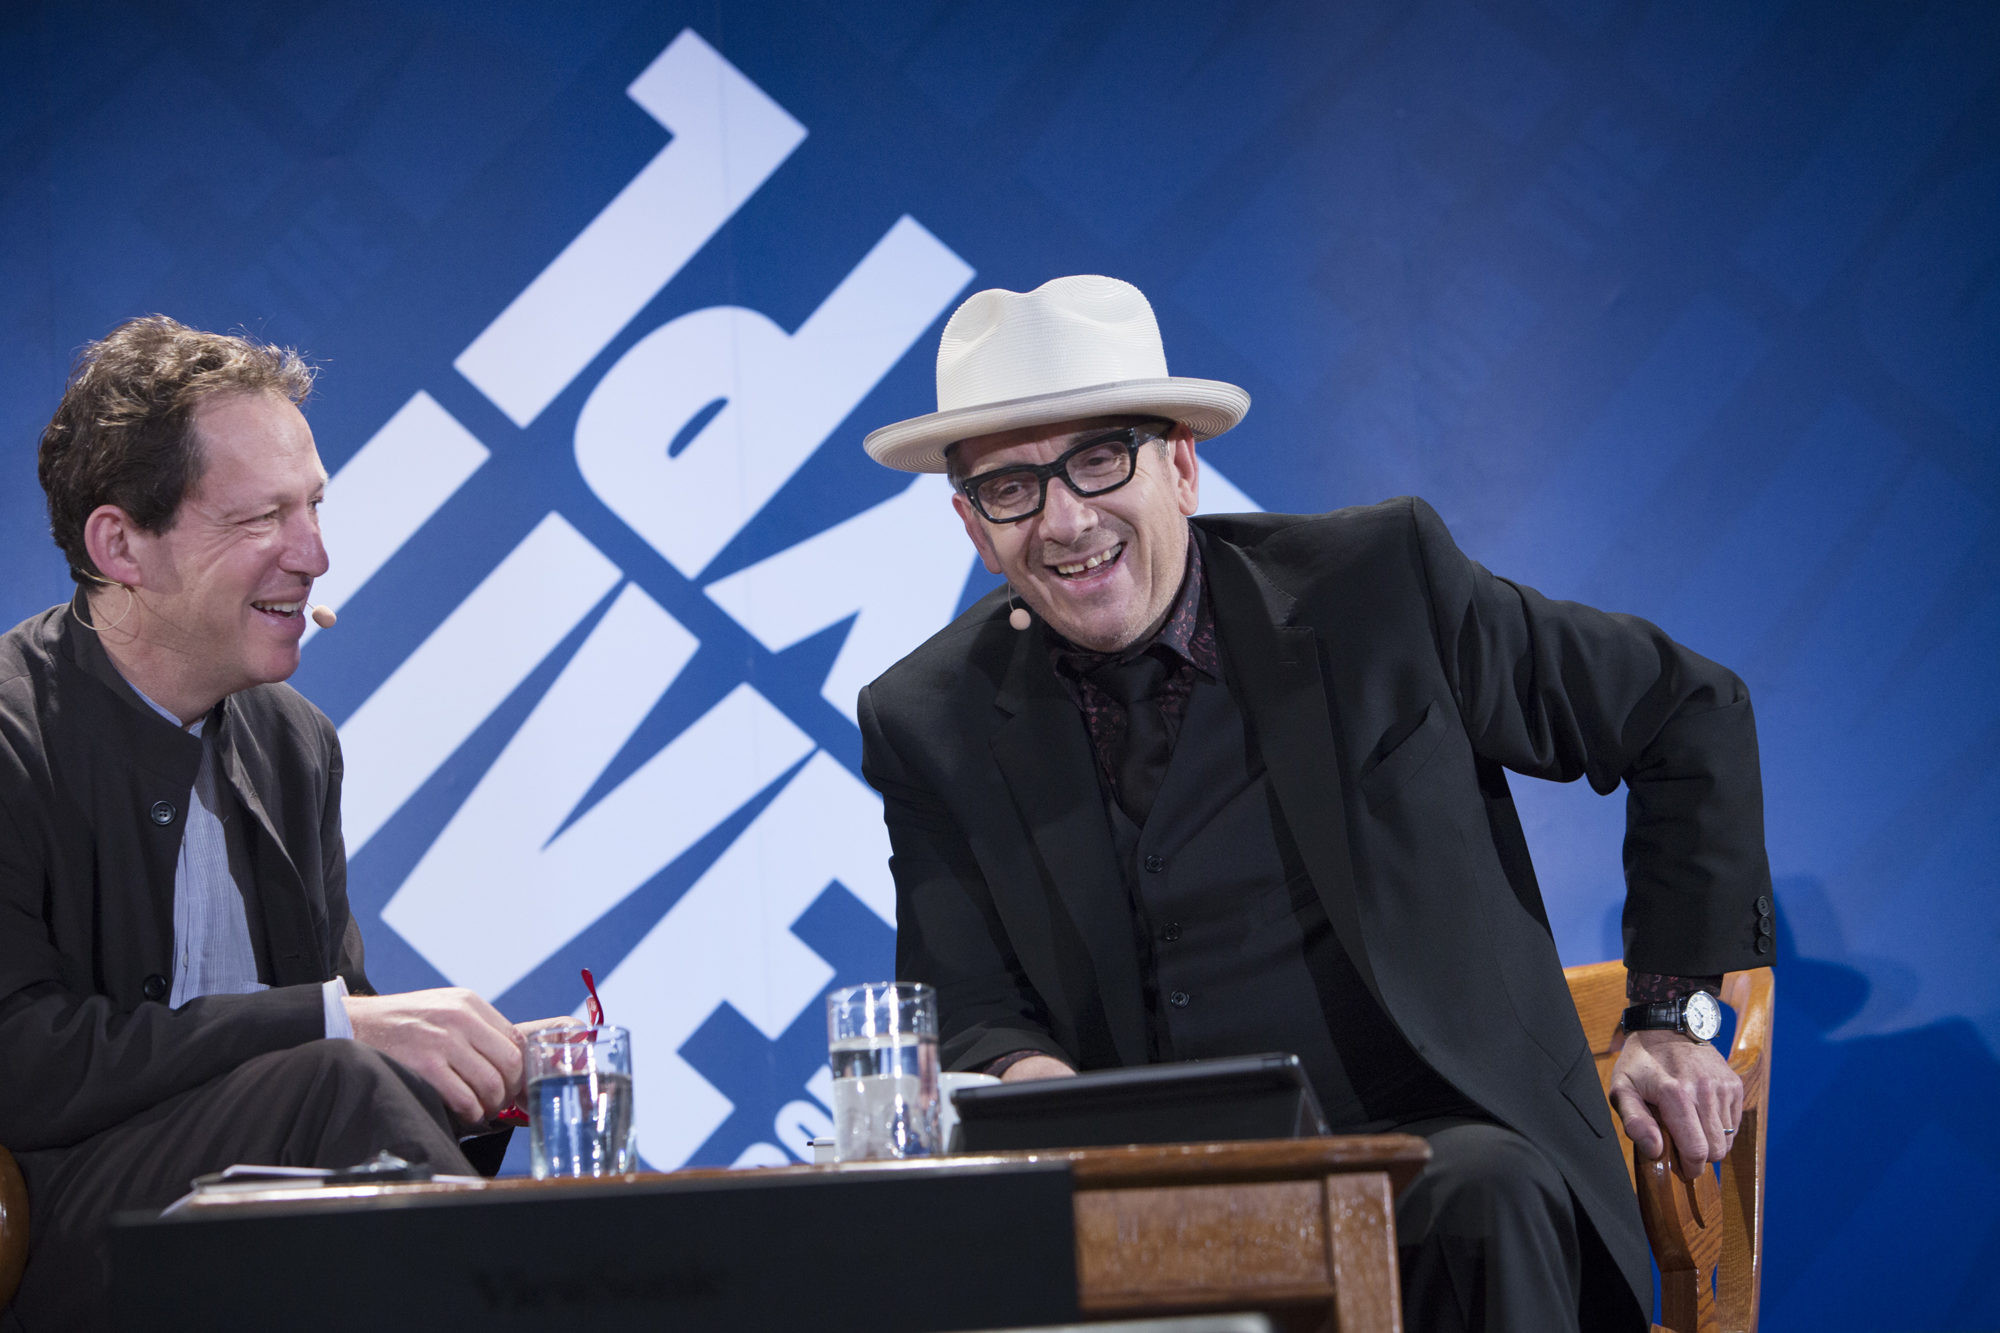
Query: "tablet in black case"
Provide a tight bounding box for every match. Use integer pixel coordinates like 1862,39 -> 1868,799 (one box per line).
949,1052 -> 1331,1152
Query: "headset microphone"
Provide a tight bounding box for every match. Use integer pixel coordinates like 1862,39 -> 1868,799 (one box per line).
1006,584 -> 1030,631
309,605 -> 337,629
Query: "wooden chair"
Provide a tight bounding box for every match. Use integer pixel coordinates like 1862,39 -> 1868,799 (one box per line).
1564,961 -> 1773,1333
0,1141 -> 25,1312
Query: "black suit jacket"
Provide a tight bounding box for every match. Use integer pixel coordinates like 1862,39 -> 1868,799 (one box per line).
0,602 -> 367,1153
859,496 -> 1774,1318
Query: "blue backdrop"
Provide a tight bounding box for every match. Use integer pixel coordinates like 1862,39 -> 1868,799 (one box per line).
4,2 -> 1996,1327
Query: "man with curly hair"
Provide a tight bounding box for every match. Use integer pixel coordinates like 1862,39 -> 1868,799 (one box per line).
1,317 -> 554,1331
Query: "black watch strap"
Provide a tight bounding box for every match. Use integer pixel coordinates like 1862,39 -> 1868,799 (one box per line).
1622,1000 -> 1685,1032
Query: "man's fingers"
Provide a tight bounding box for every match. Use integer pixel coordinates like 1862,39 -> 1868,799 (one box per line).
457,989 -> 519,1040
433,1034 -> 511,1121
455,1010 -> 526,1102
1712,1084 -> 1744,1160
1663,1097 -> 1709,1178
404,1051 -> 484,1125
1002,1055 -> 1076,1083
347,987 -> 528,1119
1633,1073 -> 1710,1178
516,1016 -> 585,1037
392,1034 -> 499,1124
1699,1082 -> 1733,1165
407,989 -> 524,1110
1609,1084 -> 1664,1159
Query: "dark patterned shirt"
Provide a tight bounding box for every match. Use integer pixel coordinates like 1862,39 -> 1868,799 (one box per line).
1045,531 -> 1219,802
1628,972 -> 1723,1004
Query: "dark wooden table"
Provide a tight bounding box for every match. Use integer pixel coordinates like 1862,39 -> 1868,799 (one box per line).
170,1136 -> 1431,1333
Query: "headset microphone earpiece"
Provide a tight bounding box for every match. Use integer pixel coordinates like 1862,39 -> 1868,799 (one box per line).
309,605 -> 337,629
1006,585 -> 1030,631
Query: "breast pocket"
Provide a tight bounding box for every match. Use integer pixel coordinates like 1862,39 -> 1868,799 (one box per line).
1358,700 -> 1449,807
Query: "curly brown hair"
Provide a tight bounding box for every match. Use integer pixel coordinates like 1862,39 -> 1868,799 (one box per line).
37,315 -> 316,584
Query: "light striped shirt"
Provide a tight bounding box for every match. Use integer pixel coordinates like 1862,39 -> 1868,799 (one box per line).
129,685 -> 351,1038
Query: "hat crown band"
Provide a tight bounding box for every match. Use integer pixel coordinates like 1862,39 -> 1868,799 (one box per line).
935,279 -> 1169,415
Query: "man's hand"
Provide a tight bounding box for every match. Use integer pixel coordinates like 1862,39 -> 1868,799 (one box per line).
345,988 -> 526,1125
1001,1054 -> 1076,1083
1608,1029 -> 1743,1181
514,1015 -> 587,1042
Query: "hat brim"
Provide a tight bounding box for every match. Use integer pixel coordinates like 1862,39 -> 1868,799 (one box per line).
863,377 -> 1250,473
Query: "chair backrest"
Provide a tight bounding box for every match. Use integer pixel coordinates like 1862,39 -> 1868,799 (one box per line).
0,1142 -> 26,1310
1563,961 -> 1773,1333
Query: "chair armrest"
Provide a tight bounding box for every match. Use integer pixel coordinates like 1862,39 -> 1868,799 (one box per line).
0,1142 -> 28,1310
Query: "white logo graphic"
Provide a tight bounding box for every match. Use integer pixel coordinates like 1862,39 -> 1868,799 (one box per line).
313,29 -> 1258,1168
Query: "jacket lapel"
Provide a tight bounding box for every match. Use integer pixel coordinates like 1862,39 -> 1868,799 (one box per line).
1202,532 -> 1387,1009
987,623 -> 1151,1067
213,705 -> 327,985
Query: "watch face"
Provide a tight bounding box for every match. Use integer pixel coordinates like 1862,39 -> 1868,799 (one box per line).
1683,990 -> 1723,1042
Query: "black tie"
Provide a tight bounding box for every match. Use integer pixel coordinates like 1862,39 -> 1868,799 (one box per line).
1093,652 -> 1171,824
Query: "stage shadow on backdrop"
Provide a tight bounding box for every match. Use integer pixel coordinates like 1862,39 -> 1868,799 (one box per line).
1759,877 -> 2000,1330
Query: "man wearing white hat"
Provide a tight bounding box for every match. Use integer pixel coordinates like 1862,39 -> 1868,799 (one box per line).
857,276 -> 1773,1332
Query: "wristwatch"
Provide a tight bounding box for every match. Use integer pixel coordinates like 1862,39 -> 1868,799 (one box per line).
1622,990 -> 1722,1043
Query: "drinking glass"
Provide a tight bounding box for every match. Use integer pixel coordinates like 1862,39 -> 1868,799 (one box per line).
526,1025 -> 635,1179
825,982 -> 939,1161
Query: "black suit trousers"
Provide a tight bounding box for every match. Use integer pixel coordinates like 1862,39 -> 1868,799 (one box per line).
6,1041 -> 470,1333
1395,1115 -> 1633,1333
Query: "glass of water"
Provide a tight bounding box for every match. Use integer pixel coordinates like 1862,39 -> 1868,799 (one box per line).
825,982 -> 940,1162
526,1025 -> 635,1179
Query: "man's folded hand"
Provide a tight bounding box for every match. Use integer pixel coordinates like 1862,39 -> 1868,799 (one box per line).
344,988 -> 528,1125
1608,1030 -> 1744,1181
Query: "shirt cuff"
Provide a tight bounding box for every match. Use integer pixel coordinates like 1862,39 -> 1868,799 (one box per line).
1626,970 -> 1723,1004
322,976 -> 354,1039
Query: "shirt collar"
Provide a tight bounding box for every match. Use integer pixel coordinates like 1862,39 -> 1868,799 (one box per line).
128,678 -> 208,738
62,590 -> 213,735
1048,524 -> 1216,678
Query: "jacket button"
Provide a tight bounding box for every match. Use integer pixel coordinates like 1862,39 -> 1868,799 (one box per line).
1143,855 -> 1165,873
1162,922 -> 1183,943
141,973 -> 170,1001
149,800 -> 177,826
1754,936 -> 1772,956
1755,895 -> 1773,916
1168,990 -> 1190,1008
1757,916 -> 1775,938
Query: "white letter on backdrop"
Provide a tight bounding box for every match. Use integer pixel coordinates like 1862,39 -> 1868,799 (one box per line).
706,473 -> 974,723
380,583 -> 815,998
338,513 -> 622,854
574,215 -> 973,579
455,29 -> 807,427
594,752 -> 894,1167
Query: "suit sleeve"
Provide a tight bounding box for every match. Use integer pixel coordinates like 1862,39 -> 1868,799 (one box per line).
858,684 -> 1074,1073
1405,497 -> 1773,976
0,831 -> 325,1151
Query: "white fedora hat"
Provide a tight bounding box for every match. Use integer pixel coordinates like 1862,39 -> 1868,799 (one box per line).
863,274 -> 1250,474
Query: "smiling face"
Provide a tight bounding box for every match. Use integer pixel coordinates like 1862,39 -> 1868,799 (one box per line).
99,391 -> 329,721
951,416 -> 1199,653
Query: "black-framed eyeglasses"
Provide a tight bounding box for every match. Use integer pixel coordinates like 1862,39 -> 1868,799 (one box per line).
956,423 -> 1169,523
